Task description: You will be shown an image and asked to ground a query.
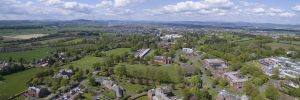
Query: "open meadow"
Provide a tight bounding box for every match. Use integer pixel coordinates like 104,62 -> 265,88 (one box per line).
63,56 -> 103,70
0,68 -> 46,98
0,47 -> 55,61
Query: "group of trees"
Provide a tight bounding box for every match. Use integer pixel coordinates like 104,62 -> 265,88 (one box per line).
0,63 -> 26,75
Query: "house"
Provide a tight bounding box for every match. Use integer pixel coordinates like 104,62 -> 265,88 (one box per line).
148,86 -> 182,100
154,56 -> 172,64
216,90 -> 248,100
101,79 -> 124,98
53,69 -> 73,79
157,42 -> 173,48
134,48 -> 151,58
287,51 -> 297,55
26,86 -> 50,98
182,48 -> 194,54
0,62 -> 11,72
102,80 -> 115,89
202,59 -> 229,77
223,71 -> 248,89
112,84 -> 123,98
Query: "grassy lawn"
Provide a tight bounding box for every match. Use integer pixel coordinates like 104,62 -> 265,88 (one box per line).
83,93 -> 93,100
119,82 -> 150,95
63,56 -> 103,70
102,89 -> 115,99
0,47 -> 55,61
245,61 -> 265,68
0,68 -> 46,98
136,96 -> 148,100
105,48 -> 131,56
118,63 -> 180,83
267,42 -> 300,50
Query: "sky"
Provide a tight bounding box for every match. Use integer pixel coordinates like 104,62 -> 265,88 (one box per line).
1,0 -> 300,24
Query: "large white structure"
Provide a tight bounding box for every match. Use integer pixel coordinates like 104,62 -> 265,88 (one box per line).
182,48 -> 194,54
259,57 -> 300,78
160,34 -> 182,40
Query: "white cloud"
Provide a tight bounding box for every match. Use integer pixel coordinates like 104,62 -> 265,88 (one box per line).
293,5 -> 300,11
149,0 -> 234,16
114,0 -> 144,7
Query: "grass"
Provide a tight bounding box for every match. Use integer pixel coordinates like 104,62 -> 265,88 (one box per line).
105,48 -> 131,56
267,42 -> 300,50
82,93 -> 93,100
102,89 -> 115,99
119,82 -> 150,95
0,68 -> 46,98
136,96 -> 148,100
63,56 -> 103,70
0,47 -> 55,61
118,63 -> 180,83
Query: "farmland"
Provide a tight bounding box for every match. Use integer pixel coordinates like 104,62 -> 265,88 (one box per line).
105,48 -> 131,56
63,56 -> 103,70
0,68 -> 46,98
267,42 -> 300,50
0,47 -> 55,61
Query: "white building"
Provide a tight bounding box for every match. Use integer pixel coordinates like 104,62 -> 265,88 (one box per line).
182,48 -> 194,54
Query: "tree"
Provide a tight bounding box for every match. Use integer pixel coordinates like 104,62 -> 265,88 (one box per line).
190,75 -> 202,88
114,66 -> 127,77
0,75 -> 3,81
265,84 -> 279,100
274,48 -> 286,55
88,77 -> 97,86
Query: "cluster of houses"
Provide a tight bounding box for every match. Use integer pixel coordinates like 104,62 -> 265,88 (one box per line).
259,57 -> 300,78
202,59 -> 248,89
160,34 -> 183,40
154,56 -> 172,64
216,90 -> 248,100
53,69 -> 74,79
0,61 -> 11,72
25,86 -> 50,98
148,86 -> 182,100
96,78 -> 124,98
134,48 -> 151,58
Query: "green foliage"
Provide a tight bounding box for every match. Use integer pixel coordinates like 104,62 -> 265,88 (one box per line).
265,84 -> 279,100
88,77 -> 97,86
190,75 -> 202,88
114,66 -> 127,77
274,48 -> 286,55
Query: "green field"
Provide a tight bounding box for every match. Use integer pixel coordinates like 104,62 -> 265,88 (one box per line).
267,42 -> 300,50
0,47 -> 55,61
118,63 -> 180,83
105,48 -> 131,56
0,68 -> 46,98
119,82 -> 150,95
63,56 -> 103,70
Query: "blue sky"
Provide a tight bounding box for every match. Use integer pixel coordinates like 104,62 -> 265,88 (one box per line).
1,0 -> 300,24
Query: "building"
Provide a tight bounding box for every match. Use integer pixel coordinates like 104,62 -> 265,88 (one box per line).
182,48 -> 194,54
223,71 -> 248,89
148,87 -> 182,100
101,79 -> 124,98
154,56 -> 172,64
279,67 -> 300,78
0,62 -> 11,72
216,90 -> 248,100
160,34 -> 183,40
53,69 -> 73,79
112,84 -> 123,98
26,86 -> 50,98
134,48 -> 151,58
259,57 -> 300,78
202,59 -> 229,77
157,42 -> 173,48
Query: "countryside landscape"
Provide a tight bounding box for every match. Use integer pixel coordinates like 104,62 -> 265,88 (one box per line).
1,0 -> 300,100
